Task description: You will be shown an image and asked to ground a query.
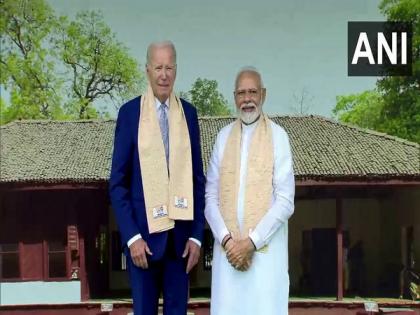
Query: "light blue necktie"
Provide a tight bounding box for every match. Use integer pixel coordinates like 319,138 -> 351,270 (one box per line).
159,103 -> 169,163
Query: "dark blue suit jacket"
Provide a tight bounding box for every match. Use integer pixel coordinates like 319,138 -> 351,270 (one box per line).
109,96 -> 206,261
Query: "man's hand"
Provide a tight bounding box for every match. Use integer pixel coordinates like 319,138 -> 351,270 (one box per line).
129,239 -> 153,269
221,234 -> 232,249
236,257 -> 252,271
226,237 -> 255,271
182,239 -> 201,274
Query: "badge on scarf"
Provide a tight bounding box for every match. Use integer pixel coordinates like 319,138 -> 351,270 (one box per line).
174,196 -> 188,209
153,205 -> 168,219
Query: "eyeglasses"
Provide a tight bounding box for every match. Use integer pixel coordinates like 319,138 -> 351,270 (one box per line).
235,89 -> 260,99
149,64 -> 176,74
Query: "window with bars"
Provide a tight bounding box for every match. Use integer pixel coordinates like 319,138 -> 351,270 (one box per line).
47,240 -> 67,279
0,243 -> 20,279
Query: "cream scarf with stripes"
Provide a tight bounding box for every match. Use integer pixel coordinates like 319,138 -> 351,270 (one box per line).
220,114 -> 274,239
138,85 -> 193,234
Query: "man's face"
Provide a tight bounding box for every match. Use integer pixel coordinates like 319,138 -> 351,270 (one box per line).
146,46 -> 176,103
234,72 -> 266,124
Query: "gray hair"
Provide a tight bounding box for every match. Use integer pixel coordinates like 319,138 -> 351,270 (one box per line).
234,66 -> 264,90
146,40 -> 177,65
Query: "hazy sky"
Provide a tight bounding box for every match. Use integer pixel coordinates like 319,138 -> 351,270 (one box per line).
48,0 -> 385,118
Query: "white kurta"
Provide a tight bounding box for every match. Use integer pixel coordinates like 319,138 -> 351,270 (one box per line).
205,120 -> 295,315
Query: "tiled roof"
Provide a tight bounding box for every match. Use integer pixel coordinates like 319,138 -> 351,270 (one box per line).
0,120 -> 114,184
0,116 -> 419,184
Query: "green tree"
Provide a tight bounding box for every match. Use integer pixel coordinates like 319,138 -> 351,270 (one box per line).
0,97 -> 9,124
0,0 -> 63,121
333,90 -> 385,129
333,0 -> 420,143
58,11 -> 143,119
182,78 -> 232,116
0,0 -> 144,123
377,0 -> 420,142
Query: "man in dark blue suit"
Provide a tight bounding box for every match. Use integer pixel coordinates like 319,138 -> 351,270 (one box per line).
109,41 -> 205,315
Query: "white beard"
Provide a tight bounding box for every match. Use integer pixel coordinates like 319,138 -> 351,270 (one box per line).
238,102 -> 261,124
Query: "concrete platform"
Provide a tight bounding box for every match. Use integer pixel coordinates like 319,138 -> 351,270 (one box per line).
0,298 -> 418,315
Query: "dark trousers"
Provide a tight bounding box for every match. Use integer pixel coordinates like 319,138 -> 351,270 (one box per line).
127,232 -> 189,315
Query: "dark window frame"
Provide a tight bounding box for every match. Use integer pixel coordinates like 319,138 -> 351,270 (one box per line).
0,242 -> 21,281
0,239 -> 71,281
44,239 -> 70,281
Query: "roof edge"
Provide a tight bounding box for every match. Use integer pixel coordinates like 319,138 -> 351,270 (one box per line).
293,114 -> 420,148
1,119 -> 116,128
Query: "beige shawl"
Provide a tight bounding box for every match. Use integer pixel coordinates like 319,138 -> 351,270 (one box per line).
138,85 -> 194,233
220,114 -> 274,239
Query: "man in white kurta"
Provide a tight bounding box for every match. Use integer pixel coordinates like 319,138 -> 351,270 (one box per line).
205,67 -> 295,315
